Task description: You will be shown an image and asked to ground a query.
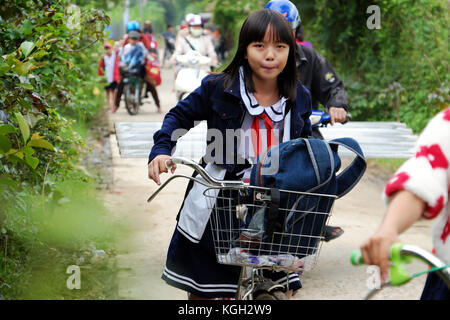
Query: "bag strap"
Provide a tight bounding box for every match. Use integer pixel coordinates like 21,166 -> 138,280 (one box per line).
183,37 -> 197,51
265,188 -> 281,241
328,137 -> 367,198
304,137 -> 366,198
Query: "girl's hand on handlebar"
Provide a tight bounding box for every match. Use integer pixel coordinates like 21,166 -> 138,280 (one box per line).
148,155 -> 177,185
328,107 -> 347,125
360,229 -> 400,284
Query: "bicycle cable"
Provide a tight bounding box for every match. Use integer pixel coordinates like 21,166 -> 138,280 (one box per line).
410,264 -> 450,280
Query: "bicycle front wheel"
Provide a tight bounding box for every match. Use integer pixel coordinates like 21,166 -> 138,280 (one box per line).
124,83 -> 140,115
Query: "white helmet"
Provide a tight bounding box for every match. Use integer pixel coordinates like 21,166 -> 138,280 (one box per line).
185,13 -> 195,24
188,14 -> 204,27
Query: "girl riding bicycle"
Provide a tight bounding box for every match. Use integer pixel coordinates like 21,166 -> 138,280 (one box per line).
148,9 -> 312,299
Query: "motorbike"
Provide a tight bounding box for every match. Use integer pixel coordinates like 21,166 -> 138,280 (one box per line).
174,50 -> 212,101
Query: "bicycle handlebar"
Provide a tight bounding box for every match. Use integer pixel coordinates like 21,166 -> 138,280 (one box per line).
351,243 -> 450,287
147,157 -> 244,203
310,110 -> 351,127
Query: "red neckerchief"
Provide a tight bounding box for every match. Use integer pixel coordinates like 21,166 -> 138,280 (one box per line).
251,112 -> 277,157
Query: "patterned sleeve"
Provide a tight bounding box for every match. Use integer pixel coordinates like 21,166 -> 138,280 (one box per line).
383,108 -> 450,220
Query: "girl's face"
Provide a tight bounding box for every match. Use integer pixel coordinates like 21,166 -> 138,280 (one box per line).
245,25 -> 289,83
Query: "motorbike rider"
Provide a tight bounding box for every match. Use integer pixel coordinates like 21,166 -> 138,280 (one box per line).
171,15 -> 218,69
122,20 -> 152,51
266,0 -> 348,242
265,0 -> 348,131
114,29 -> 161,113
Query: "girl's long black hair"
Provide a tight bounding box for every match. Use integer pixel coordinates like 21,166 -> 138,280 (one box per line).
221,9 -> 298,102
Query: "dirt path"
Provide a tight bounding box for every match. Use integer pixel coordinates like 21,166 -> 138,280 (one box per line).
105,66 -> 433,300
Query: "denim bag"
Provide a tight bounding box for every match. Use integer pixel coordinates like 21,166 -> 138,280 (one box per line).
246,137 -> 366,257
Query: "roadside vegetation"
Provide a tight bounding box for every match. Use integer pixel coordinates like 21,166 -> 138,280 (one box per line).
0,0 -> 119,299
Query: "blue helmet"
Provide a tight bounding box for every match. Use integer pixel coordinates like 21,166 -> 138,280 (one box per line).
126,20 -> 140,32
264,0 -> 301,29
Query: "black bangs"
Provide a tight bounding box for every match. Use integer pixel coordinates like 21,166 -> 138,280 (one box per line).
243,11 -> 293,46
220,9 -> 298,102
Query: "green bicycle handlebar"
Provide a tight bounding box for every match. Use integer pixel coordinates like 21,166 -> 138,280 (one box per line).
350,249 -> 364,266
350,243 -> 412,286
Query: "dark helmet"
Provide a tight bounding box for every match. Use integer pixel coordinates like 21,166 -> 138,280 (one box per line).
128,30 -> 140,39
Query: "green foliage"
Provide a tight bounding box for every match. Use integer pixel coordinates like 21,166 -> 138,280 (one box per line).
294,0 -> 449,133
212,0 -> 265,51
0,177 -> 119,299
0,0 -> 118,299
107,0 -> 167,34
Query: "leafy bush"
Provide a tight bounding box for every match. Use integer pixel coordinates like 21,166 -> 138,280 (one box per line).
295,0 -> 449,133
0,0 -> 118,299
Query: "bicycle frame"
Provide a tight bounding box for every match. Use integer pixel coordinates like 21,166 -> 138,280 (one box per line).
148,157 -> 336,300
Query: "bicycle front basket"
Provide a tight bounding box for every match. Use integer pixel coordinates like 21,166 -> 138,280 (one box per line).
204,186 -> 337,272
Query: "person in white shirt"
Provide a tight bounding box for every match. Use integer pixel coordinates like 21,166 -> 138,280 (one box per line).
360,108 -> 450,300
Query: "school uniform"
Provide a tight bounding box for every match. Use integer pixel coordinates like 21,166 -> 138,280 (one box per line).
149,69 -> 312,298
98,51 -> 121,90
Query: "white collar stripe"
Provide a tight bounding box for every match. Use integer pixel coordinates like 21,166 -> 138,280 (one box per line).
239,67 -> 287,123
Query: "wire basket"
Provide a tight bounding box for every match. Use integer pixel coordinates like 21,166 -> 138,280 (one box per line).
204,186 -> 337,272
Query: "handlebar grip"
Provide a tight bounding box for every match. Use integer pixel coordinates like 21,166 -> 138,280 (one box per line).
350,249 -> 365,266
342,114 -> 351,125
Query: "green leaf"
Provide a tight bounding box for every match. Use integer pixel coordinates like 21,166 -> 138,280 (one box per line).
0,135 -> 12,152
15,112 -> 30,143
31,50 -> 49,59
0,175 -> 17,188
25,154 -> 39,169
22,146 -> 35,157
18,83 -> 33,90
28,138 -> 55,151
8,149 -> 24,160
20,41 -> 35,58
20,20 -> 33,36
0,124 -> 16,135
0,64 -> 10,76
29,139 -> 55,151
19,98 -> 32,110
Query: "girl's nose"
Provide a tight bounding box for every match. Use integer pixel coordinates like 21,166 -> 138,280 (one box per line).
265,47 -> 275,60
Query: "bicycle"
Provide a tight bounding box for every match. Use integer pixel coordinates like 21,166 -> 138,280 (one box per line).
350,243 -> 450,300
121,67 -> 144,115
147,157 -> 337,300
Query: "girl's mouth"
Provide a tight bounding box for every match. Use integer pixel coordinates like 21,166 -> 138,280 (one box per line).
262,65 -> 276,71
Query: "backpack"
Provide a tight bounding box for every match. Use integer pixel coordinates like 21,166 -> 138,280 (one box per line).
242,137 -> 366,258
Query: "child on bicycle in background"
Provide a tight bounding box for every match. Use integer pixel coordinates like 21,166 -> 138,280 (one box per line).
360,108 -> 450,300
147,9 -> 312,299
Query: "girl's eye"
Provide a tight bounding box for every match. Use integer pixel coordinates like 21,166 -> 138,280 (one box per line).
254,43 -> 263,48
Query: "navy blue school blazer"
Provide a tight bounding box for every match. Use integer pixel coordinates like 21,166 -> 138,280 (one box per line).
148,73 -> 312,172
